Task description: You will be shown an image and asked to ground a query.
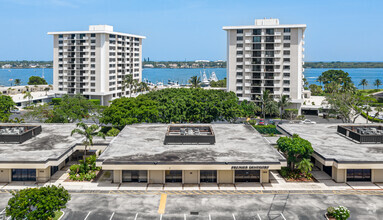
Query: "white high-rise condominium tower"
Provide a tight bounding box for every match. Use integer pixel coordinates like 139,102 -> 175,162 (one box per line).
48,25 -> 145,105
223,18 -> 306,112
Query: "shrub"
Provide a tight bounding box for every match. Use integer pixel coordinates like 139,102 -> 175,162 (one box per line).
106,127 -> 120,136
327,206 -> 350,220
253,125 -> 281,135
248,119 -> 257,125
69,155 -> 99,181
51,98 -> 62,105
361,112 -> 383,123
89,99 -> 101,105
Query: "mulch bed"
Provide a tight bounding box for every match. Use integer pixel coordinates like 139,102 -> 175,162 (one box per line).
64,170 -> 101,182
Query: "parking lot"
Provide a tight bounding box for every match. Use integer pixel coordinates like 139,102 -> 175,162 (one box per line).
1,192 -> 383,219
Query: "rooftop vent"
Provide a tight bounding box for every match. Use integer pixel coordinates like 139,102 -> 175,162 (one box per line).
338,125 -> 383,143
0,125 -> 42,144
164,125 -> 215,145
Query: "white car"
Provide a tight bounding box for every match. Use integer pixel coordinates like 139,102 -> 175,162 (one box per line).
299,119 -> 317,124
10,107 -> 21,114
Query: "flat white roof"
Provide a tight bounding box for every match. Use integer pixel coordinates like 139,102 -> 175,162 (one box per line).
222,24 -> 306,30
47,30 -> 146,39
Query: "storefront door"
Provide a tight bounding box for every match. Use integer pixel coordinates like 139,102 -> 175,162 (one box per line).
165,170 -> 182,182
235,170 -> 260,182
122,170 -> 148,182
347,169 -> 371,181
12,169 -> 36,181
200,170 -> 217,183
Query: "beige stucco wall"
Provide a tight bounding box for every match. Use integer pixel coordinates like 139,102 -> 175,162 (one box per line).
218,170 -> 234,184
113,170 -> 122,183
0,169 -> 11,183
183,170 -> 199,184
149,170 -> 164,184
372,169 -> 383,183
332,167 -> 346,183
37,167 -> 50,183
260,169 -> 269,183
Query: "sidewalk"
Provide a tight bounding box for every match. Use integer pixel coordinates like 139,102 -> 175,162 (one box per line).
2,170 -> 383,192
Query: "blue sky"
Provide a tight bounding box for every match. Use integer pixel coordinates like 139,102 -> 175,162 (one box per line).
0,0 -> 382,61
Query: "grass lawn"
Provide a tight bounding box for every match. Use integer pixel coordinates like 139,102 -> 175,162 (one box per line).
52,210 -> 64,220
359,88 -> 383,96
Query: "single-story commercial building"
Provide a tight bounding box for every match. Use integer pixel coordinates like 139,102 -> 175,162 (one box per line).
0,124 -> 110,183
278,124 -> 383,183
96,124 -> 286,184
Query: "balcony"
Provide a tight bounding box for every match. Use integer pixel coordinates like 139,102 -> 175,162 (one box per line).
244,40 -> 252,44
245,89 -> 251,93
244,68 -> 251,72
245,32 -> 252,37
245,54 -> 251,58
245,75 -> 251,80
275,39 -> 282,43
245,47 -> 252,51
245,82 -> 251,87
275,32 -> 281,36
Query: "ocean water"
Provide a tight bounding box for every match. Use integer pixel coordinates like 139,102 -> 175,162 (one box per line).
0,67 -> 382,89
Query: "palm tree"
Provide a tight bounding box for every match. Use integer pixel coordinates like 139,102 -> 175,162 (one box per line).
132,80 -> 139,95
261,90 -> 272,119
44,87 -> 50,95
373,79 -> 382,89
316,75 -> 324,86
373,106 -> 383,121
363,105 -> 372,124
297,158 -> 313,175
122,74 -> 134,97
23,91 -> 33,106
138,82 -> 149,93
188,76 -> 201,88
359,79 -> 368,90
14,79 -> 21,86
71,122 -> 105,160
278,95 -> 291,119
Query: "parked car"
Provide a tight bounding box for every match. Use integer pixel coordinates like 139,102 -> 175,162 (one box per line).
10,107 -> 21,114
258,119 -> 266,125
299,119 -> 317,124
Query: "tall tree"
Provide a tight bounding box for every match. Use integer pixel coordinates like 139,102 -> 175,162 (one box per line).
188,76 -> 201,88
6,186 -> 70,220
122,74 -> 134,97
359,79 -> 368,90
0,95 -> 16,122
23,91 -> 33,106
260,90 -> 278,118
71,122 -> 105,159
373,79 -> 382,89
316,75 -> 324,86
14,79 -> 21,86
28,76 -> 47,85
278,95 -> 291,119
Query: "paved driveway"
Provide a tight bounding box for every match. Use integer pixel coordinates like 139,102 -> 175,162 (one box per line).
1,192 -> 382,219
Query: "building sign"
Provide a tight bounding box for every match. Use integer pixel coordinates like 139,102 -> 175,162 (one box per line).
231,165 -> 269,170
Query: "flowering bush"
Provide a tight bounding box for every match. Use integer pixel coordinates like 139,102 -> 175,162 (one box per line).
327,206 -> 350,220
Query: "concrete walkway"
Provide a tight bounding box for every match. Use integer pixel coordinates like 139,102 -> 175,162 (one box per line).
2,170 -> 383,192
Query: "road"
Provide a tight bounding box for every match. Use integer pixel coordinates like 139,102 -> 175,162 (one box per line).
1,191 -> 383,219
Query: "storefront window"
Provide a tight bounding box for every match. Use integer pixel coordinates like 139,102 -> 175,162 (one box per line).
122,170 -> 147,182
347,169 -> 371,181
165,170 -> 182,183
235,170 -> 260,182
200,170 -> 217,183
12,169 -> 36,181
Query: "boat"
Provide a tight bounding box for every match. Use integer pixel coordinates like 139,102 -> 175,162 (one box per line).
201,70 -> 209,86
209,71 -> 218,82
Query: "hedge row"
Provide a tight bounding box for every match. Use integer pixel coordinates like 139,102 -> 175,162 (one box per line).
361,112 -> 383,123
253,124 -> 281,135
